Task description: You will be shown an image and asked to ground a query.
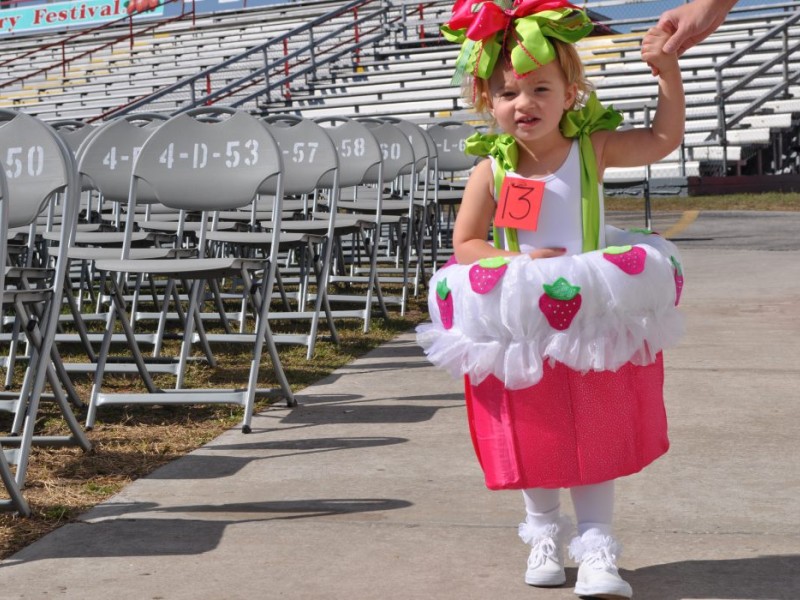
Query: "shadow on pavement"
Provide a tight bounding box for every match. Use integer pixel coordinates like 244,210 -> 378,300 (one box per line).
614,553 -> 800,600
3,498 -> 414,564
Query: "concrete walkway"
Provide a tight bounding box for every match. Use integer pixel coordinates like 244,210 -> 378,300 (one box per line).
1,241 -> 799,599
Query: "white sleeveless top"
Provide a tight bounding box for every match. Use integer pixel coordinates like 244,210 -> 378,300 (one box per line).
491,140 -> 605,256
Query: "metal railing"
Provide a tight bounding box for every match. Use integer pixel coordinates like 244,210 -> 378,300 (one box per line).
94,0 -> 393,120
714,7 -> 800,172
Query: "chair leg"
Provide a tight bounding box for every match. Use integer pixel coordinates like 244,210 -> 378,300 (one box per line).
0,446 -> 30,516
86,276 -> 161,429
63,277 -> 98,362
241,265 -> 296,434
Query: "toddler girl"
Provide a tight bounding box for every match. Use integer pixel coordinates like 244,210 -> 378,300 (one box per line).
418,1 -> 686,597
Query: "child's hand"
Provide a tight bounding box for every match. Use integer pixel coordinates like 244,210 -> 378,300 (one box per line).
528,247 -> 566,260
642,27 -> 680,77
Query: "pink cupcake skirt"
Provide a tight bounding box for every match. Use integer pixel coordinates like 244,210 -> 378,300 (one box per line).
465,355 -> 668,489
417,226 -> 683,489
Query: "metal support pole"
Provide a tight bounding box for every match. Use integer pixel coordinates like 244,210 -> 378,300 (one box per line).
781,28 -> 790,98
263,47 -> 271,104
309,29 -> 317,86
644,105 -> 652,230
715,70 -> 728,175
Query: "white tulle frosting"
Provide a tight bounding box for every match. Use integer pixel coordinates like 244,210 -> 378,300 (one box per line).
416,226 -> 685,390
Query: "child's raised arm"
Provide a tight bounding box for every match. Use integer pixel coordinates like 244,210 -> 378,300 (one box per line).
591,27 -> 685,177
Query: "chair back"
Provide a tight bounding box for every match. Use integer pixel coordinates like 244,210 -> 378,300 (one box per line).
76,113 -> 168,203
357,118 -> 415,184
314,117 -> 382,188
382,117 -> 430,176
52,119 -> 98,156
425,121 -> 479,174
0,110 -> 78,231
260,114 -> 338,196
132,107 -> 282,212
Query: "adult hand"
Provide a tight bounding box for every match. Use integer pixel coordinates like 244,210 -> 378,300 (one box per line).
656,0 -> 736,57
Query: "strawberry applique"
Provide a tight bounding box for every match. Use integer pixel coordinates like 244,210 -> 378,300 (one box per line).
539,277 -> 582,331
602,245 -> 647,275
436,279 -> 454,330
440,255 -> 458,270
469,257 -> 510,294
670,255 -> 684,306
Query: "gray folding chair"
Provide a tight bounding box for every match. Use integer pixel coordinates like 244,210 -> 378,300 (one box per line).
42,114 -> 184,378
261,115 -> 342,358
314,116 -> 389,332
350,119 -> 417,314
381,117 -> 435,297
0,110 -> 91,515
51,119 -> 101,229
85,107 -> 294,433
424,121 -> 480,266
202,114 -> 341,359
0,162 -> 28,516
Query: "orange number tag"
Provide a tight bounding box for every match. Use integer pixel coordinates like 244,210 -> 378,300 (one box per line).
494,177 -> 545,232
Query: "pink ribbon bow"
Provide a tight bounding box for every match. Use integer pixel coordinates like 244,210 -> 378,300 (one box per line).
448,0 -> 580,42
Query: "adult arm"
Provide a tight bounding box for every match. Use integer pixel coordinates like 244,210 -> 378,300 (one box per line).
658,0 -> 739,56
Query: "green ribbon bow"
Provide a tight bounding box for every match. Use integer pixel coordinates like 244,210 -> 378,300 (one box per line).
465,92 -> 623,253
441,1 -> 593,85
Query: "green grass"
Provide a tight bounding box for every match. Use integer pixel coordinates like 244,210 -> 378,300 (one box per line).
605,192 -> 799,212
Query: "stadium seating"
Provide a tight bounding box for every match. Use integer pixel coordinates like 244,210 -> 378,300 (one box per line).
1,0 -> 797,181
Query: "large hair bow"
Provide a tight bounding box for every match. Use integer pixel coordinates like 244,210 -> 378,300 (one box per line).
441,0 -> 593,84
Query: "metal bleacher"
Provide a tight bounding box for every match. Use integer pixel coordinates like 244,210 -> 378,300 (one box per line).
0,0 -> 798,184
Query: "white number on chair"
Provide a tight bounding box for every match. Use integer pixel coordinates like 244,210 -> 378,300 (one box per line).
225,141 -> 241,168
103,147 -> 118,171
159,143 -> 175,169
292,142 -> 318,163
5,146 -> 44,178
243,139 -> 259,166
157,140 -> 259,169
380,142 -> 401,161
340,138 -> 366,158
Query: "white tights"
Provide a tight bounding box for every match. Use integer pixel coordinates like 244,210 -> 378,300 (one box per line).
522,480 -> 615,536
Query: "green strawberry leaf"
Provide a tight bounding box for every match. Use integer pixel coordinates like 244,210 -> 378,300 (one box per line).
542,277 -> 580,301
670,255 -> 683,275
477,256 -> 510,269
603,245 -> 632,255
436,279 -> 451,301
629,227 -> 653,235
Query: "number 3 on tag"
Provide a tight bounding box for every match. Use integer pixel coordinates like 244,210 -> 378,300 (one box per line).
494,177 -> 545,232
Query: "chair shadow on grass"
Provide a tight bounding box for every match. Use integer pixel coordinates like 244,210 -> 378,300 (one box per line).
571,553 -> 800,600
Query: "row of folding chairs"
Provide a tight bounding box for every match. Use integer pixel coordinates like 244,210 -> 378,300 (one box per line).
0,107 -> 478,516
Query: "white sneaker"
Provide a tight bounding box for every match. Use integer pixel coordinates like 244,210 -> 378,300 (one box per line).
569,531 -> 632,599
519,519 -> 568,587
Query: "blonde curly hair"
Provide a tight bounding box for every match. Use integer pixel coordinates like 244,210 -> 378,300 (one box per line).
464,38 -> 593,119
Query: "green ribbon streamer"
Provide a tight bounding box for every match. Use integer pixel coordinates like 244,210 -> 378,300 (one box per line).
465,92 -> 623,254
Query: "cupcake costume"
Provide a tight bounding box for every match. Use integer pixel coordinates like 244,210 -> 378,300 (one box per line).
417,0 -> 686,490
